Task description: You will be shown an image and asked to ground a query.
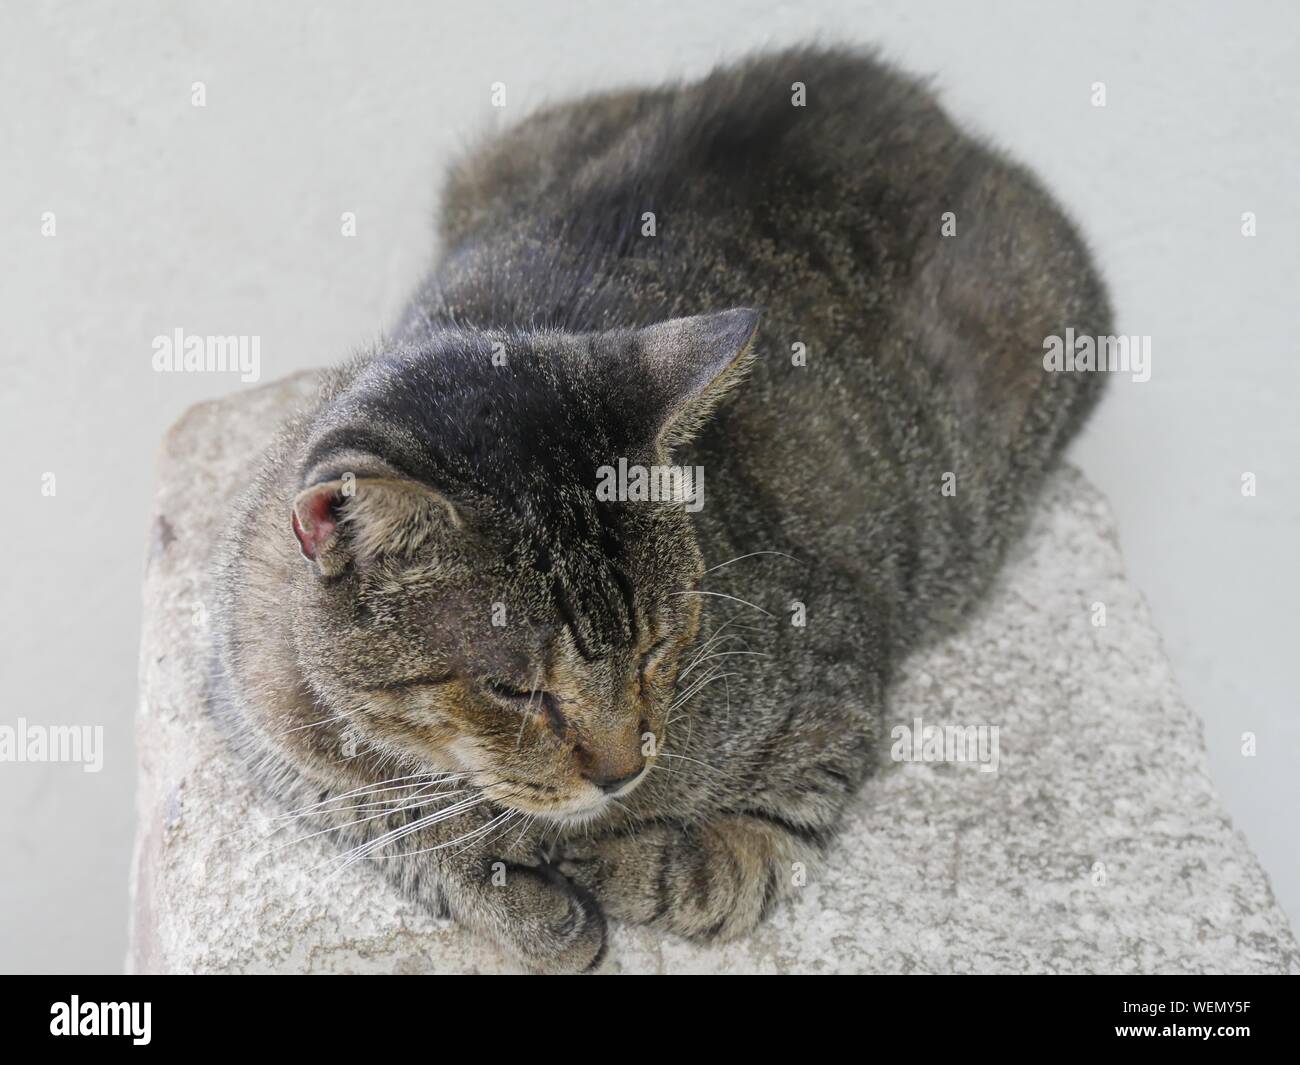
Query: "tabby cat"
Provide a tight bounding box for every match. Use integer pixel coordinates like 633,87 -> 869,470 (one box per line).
212,46 -> 1110,972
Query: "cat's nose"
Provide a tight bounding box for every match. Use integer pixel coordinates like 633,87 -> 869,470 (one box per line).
589,766 -> 644,795
575,740 -> 646,795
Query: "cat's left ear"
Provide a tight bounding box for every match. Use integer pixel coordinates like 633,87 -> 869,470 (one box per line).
291,474 -> 461,577
636,308 -> 760,448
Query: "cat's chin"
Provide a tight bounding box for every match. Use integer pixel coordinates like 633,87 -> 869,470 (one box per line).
487,770 -> 649,825
471,765 -> 648,825
530,799 -> 618,829
481,785 -> 620,826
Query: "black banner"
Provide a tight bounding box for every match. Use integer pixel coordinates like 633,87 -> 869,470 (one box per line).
2,976 -> 1289,1051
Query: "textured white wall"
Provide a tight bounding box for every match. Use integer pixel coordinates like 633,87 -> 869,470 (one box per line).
1,0 -> 1295,972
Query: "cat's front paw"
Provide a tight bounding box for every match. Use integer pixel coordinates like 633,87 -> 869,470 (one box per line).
489,860 -> 607,974
553,833 -> 660,923
554,818 -> 806,941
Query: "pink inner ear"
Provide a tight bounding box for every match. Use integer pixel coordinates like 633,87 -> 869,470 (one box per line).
292,486 -> 339,562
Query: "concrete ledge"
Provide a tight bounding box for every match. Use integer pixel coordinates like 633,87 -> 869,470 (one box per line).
128,371 -> 1299,974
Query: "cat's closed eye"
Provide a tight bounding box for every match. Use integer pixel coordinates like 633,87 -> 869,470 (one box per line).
485,681 -> 565,734
638,639 -> 672,694
486,679 -> 547,706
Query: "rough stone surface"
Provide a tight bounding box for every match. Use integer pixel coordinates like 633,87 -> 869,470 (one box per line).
128,372 -> 1299,974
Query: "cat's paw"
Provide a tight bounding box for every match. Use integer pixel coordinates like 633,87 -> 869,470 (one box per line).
489,860 -> 607,974
554,818 -> 804,940
553,834 -> 654,922
553,839 -> 602,889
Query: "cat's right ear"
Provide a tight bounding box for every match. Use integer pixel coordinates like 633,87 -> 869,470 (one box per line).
635,307 -> 761,449
291,476 -> 460,577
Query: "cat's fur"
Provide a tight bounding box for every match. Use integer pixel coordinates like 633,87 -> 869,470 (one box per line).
212,46 -> 1110,972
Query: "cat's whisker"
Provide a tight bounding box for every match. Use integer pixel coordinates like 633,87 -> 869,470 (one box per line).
658,751 -> 744,783
475,808 -> 526,856
278,791 -> 448,828
272,717 -> 336,737
605,797 -> 635,824
275,785 -> 434,822
515,671 -> 543,751
671,662 -> 728,702
269,786 -> 466,853
662,666 -> 744,751
433,815 -> 510,861
679,649 -> 768,680
397,807 -> 518,861
327,771 -> 536,870
681,631 -> 749,675
325,804 -> 476,869
276,775 -> 470,827
208,776 -> 461,847
325,795 -> 487,872
671,589 -> 774,617
288,770 -> 473,805
282,769 -> 449,806
679,614 -> 764,675
702,549 -> 800,574
669,670 -> 741,713
318,781 -> 469,817
508,811 -> 538,853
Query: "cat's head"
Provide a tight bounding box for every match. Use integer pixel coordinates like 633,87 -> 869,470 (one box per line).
287,308 -> 758,821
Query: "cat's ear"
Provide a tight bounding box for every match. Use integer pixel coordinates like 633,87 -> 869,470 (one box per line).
291,476 -> 460,577
636,307 -> 760,448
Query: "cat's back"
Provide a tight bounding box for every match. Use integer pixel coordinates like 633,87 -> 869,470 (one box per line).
433,44 -> 1107,446
441,46 -> 943,237
431,47 -> 970,329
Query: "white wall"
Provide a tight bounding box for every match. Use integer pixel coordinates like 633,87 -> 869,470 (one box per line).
1,0 -> 1295,972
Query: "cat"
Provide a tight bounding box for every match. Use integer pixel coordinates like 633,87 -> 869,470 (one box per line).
212,45 -> 1111,973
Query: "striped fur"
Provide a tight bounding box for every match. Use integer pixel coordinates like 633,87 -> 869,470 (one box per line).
212,46 -> 1110,971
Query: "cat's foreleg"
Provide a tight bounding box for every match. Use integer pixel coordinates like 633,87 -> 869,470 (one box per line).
555,814 -> 824,942
316,798 -> 608,973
